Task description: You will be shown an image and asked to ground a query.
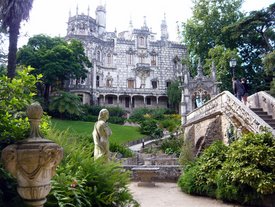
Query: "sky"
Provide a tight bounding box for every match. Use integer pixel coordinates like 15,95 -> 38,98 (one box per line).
17,0 -> 275,47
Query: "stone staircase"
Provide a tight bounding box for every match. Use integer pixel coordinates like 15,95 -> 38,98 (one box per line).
251,108 -> 275,129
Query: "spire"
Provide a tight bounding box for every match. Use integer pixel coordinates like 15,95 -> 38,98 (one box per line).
161,13 -> 169,41
87,5 -> 90,16
211,61 -> 217,80
129,16 -> 133,29
76,4 -> 78,16
196,58 -> 204,77
176,21 -> 181,42
69,9 -> 71,18
143,16 -> 147,28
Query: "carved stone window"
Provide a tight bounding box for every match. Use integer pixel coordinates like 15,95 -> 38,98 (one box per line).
128,54 -> 133,65
97,51 -> 101,61
139,37 -> 145,46
107,53 -> 112,65
96,76 -> 100,87
128,79 -> 135,88
152,80 -> 157,89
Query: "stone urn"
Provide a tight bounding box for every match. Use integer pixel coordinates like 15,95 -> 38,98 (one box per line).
1,103 -> 63,207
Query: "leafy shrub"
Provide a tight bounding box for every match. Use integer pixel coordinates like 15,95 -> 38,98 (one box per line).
139,118 -> 163,138
0,67 -> 42,147
129,108 -> 152,123
179,138 -> 195,166
45,129 -> 138,207
160,136 -> 184,156
108,116 -> 126,125
49,91 -> 83,118
110,142 -> 133,158
216,132 -> 275,205
178,141 -> 228,197
0,164 -> 24,207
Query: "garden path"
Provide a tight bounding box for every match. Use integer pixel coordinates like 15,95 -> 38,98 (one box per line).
129,182 -> 244,207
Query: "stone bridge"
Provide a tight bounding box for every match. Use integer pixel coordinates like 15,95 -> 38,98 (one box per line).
183,91 -> 275,155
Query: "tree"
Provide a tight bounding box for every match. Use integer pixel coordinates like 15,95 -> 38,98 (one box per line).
17,35 -> 92,105
224,3 -> 275,92
182,0 -> 244,63
205,45 -> 239,92
264,51 -> 275,95
167,81 -> 181,112
0,0 -> 33,79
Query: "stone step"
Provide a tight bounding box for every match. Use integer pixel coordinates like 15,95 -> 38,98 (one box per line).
251,107 -> 275,129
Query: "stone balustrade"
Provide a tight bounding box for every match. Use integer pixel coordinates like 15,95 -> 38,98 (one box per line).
248,91 -> 275,119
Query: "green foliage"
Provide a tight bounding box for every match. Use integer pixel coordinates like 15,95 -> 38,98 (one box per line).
0,164 -> 24,207
49,91 -> 83,118
0,67 -> 44,147
109,142 -> 133,158
178,141 -> 228,197
160,136 -> 184,157
159,114 -> 181,132
178,132 -> 275,206
52,104 -> 127,125
17,35 -> 91,103
0,0 -> 33,78
139,118 -> 163,138
179,138 -> 195,166
205,45 -> 239,92
182,0 -> 243,62
167,81 -> 181,112
129,108 -> 153,123
46,129 -> 139,207
216,132 -> 275,205
129,107 -> 174,123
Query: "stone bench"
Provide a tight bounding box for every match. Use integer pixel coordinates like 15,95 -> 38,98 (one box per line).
132,167 -> 159,187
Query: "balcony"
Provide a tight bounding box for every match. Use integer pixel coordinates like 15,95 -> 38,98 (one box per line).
96,87 -> 167,96
135,63 -> 151,71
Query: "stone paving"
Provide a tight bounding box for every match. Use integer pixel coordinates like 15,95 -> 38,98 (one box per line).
129,182 -> 244,207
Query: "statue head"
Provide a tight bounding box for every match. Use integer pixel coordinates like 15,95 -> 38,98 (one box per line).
98,109 -> 109,121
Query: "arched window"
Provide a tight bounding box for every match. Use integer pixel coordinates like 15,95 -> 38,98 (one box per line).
139,37 -> 145,46
151,55 -> 156,66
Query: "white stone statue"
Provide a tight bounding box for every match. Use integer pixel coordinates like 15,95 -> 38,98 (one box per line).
92,109 -> 112,160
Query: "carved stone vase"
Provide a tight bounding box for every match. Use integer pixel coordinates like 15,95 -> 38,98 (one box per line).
1,103 -> 63,207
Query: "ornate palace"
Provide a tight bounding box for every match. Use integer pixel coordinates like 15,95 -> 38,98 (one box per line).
66,3 -> 187,111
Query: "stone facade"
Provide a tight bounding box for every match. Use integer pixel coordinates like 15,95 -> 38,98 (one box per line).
65,4 -> 186,111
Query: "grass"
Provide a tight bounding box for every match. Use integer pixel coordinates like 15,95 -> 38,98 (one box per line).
50,119 -> 144,144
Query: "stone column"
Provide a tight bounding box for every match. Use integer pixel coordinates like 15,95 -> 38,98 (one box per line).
1,103 -> 63,207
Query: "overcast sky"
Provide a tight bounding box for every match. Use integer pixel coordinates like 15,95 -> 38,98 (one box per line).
18,0 -> 274,46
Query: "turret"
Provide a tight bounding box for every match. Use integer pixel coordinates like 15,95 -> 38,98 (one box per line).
128,17 -> 133,39
96,3 -> 106,35
161,13 -> 169,41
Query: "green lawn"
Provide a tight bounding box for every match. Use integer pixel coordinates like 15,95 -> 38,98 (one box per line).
51,119 -> 144,144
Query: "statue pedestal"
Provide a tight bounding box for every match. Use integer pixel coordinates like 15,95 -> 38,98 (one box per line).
132,167 -> 159,187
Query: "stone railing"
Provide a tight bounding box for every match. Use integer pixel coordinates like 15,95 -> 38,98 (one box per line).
186,91 -> 275,135
248,91 -> 275,119
96,87 -> 167,96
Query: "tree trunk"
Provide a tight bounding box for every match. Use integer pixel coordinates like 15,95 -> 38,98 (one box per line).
44,83 -> 51,108
7,22 -> 20,79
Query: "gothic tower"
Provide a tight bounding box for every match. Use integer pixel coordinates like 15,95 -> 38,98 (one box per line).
161,13 -> 169,41
96,3 -> 106,35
